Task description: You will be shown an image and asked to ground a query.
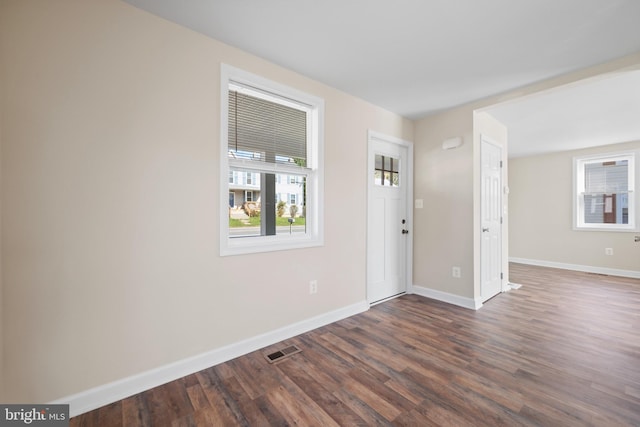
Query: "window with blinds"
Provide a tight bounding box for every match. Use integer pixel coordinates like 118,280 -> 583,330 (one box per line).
220,65 -> 324,256
575,152 -> 636,230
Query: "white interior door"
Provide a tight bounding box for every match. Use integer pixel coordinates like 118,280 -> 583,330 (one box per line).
480,136 -> 503,302
367,133 -> 411,304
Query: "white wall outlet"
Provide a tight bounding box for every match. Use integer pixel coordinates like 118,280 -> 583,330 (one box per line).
309,280 -> 318,294
452,267 -> 461,278
605,248 -> 614,256
415,199 -> 424,209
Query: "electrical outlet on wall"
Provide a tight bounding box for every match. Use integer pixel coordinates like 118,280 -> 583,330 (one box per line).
452,267 -> 461,278
309,280 -> 318,294
605,248 -> 614,256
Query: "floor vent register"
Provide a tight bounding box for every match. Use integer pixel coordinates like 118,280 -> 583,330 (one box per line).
265,345 -> 302,364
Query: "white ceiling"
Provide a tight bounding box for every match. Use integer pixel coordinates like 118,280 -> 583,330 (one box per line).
485,70 -> 640,158
124,0 -> 640,157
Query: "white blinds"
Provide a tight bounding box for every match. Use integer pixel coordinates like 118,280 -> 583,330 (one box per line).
228,90 -> 307,166
584,160 -> 628,194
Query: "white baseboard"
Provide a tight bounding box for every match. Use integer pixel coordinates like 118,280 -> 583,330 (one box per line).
411,285 -> 482,310
52,300 -> 369,418
509,257 -> 640,279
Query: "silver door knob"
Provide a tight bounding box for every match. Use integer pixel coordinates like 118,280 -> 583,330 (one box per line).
482,228 -> 489,232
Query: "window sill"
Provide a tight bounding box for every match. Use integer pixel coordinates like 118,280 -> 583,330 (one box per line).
220,234 -> 324,256
574,225 -> 638,232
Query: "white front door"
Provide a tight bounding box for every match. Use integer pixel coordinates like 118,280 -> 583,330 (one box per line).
367,132 -> 412,304
480,136 -> 503,302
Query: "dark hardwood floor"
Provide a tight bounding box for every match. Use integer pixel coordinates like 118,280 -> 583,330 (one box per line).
71,263 -> 640,426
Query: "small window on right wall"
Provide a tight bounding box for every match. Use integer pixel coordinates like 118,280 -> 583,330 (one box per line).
574,151 -> 637,231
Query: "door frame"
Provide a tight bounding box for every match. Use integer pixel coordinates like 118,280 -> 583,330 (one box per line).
366,130 -> 414,305
479,134 -> 506,301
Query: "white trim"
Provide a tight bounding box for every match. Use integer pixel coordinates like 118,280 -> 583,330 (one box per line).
509,257 -> 640,279
52,300 -> 369,418
411,285 -> 483,310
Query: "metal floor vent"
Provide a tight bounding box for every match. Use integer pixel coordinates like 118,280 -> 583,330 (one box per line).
265,345 -> 302,364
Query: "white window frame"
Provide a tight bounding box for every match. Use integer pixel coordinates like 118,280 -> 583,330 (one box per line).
220,64 -> 324,256
573,150 -> 637,231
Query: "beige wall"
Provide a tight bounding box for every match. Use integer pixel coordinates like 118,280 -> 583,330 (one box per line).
414,107 -> 475,298
412,109 -> 508,303
0,0 -> 413,403
509,140 -> 640,273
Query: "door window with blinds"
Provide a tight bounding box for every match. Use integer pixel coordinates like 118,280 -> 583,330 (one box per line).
220,65 -> 324,255
574,152 -> 636,231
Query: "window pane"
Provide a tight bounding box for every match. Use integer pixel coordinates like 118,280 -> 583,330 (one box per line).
583,193 -> 628,224
229,170 -> 307,237
374,154 -> 400,187
228,90 -> 307,166
374,170 -> 382,185
585,160 -> 628,193
375,154 -> 383,169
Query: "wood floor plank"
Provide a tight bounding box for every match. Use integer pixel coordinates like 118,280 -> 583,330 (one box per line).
195,368 -> 251,426
264,377 -> 340,427
72,263 -> 640,426
274,356 -> 366,425
122,394 -> 151,427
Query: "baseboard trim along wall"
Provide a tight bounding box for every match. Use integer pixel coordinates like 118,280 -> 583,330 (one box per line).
411,285 -> 482,310
509,257 -> 640,279
52,300 -> 370,418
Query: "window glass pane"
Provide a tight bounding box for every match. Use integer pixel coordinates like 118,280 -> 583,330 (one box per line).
585,160 -> 628,193
229,170 -> 307,237
390,158 -> 399,173
374,170 -> 382,185
583,193 -> 628,224
374,154 -> 400,187
228,90 -> 307,166
375,154 -> 383,169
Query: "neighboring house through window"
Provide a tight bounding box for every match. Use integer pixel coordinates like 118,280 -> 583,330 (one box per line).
574,151 -> 637,231
220,64 -> 324,255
